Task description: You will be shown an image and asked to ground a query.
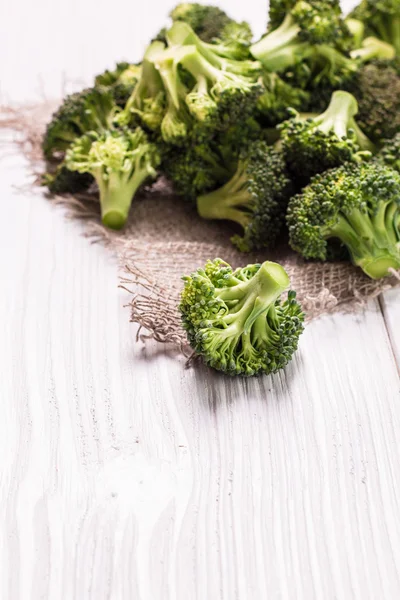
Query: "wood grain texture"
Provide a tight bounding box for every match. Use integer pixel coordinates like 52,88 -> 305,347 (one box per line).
2,1 -> 400,597
1,150 -> 400,600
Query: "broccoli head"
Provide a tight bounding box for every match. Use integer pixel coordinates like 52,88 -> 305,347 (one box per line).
344,62 -> 400,142
256,71 -> 310,127
169,3 -> 234,43
252,0 -> 351,72
268,0 -> 344,32
287,162 -> 400,279
95,62 -> 141,106
196,143 -> 293,252
42,87 -> 117,160
213,21 -> 253,60
65,128 -> 160,229
348,0 -> 400,55
179,259 -> 305,376
43,164 -> 93,195
279,90 -> 374,185
376,133 -> 400,173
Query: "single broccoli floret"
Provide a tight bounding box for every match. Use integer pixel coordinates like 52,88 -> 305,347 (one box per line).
256,71 -> 310,127
196,143 -> 293,251
252,0 -> 351,72
287,162 -> 400,279
42,87 -> 117,160
350,36 -> 395,61
65,129 -> 160,229
376,133 -> 400,172
179,259 -> 304,376
344,62 -> 400,142
95,63 -> 141,106
116,42 -> 166,130
279,90 -> 374,185
348,0 -> 400,55
42,164 -> 93,195
169,3 -> 234,43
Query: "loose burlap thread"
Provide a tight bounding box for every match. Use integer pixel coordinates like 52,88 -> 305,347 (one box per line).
2,101 -> 400,351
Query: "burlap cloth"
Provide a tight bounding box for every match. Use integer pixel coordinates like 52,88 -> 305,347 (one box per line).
2,101 -> 400,351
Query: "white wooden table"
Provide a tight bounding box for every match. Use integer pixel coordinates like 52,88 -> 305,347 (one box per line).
2,1 -> 400,598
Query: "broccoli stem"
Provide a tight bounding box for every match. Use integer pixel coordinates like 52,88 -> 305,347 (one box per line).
95,168 -> 148,230
323,207 -> 400,279
250,14 -> 300,64
350,37 -> 395,62
207,262 -> 290,346
197,164 -> 254,229
315,91 -> 358,138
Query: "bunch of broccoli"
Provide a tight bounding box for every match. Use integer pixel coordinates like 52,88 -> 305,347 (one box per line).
41,2 -> 400,375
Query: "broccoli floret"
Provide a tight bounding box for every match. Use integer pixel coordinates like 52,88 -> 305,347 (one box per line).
344,62 -> 400,142
287,162 -> 400,279
214,21 -> 253,60
65,128 -> 160,229
268,0 -> 344,31
279,90 -> 374,185
349,0 -> 400,55
376,133 -> 400,172
196,143 -> 293,252
179,259 -> 304,376
252,0 -> 351,72
117,42 -> 166,130
95,63 -> 141,107
42,87 -> 117,160
256,71 -> 310,127
169,3 -> 234,43
42,164 -> 93,195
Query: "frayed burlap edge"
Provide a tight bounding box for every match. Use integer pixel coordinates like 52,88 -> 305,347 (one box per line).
2,101 -> 400,352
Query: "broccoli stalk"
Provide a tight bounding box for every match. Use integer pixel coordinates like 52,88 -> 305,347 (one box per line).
65,129 -> 160,229
350,37 -> 395,62
251,0 -> 351,72
345,18 -> 366,47
179,258 -> 304,376
117,41 -> 166,129
279,90 -> 374,184
196,143 -> 293,251
350,0 -> 400,55
287,162 -> 400,279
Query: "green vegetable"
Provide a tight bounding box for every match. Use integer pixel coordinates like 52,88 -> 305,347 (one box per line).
65,128 -> 160,229
279,90 -> 374,185
348,0 -> 400,55
196,143 -> 293,251
287,162 -> 400,279
179,258 -> 304,376
42,87 -> 117,160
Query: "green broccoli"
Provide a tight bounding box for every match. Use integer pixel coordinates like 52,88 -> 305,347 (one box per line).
344,62 -> 400,142
42,87 -> 117,160
268,0 -> 344,32
376,133 -> 400,172
279,90 -> 374,185
169,3 -> 234,43
287,162 -> 400,279
350,36 -> 395,62
348,0 -> 400,55
116,41 -> 166,130
214,21 -> 253,60
179,258 -> 304,376
256,71 -> 310,127
43,164 -> 93,195
65,128 -> 160,229
251,0 -> 352,72
345,18 -> 366,47
95,62 -> 141,106
196,143 -> 293,252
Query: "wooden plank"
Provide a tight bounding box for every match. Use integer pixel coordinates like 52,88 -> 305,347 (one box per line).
1,153 -> 400,599
380,289 -> 400,372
